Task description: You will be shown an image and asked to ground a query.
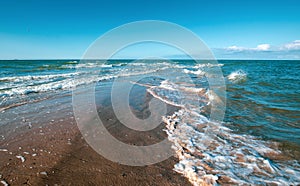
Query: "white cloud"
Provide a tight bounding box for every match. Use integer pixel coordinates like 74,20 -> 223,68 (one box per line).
226,40 -> 300,52
218,40 -> 300,59
256,44 -> 270,51
226,44 -> 271,51
226,45 -> 246,51
282,40 -> 300,50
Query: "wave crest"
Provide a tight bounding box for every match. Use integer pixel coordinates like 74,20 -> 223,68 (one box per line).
228,70 -> 247,83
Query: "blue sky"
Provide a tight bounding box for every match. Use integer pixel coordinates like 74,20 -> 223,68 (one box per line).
0,0 -> 300,59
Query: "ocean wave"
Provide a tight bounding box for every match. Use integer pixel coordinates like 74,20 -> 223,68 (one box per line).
65,60 -> 78,64
146,80 -> 209,109
0,66 -> 171,98
146,79 -> 300,185
60,61 -> 179,69
0,74 -> 116,97
228,70 -> 247,83
183,69 -> 205,76
76,63 -> 113,68
163,109 -> 300,185
0,72 -> 80,83
60,63 -> 113,69
193,63 -> 224,69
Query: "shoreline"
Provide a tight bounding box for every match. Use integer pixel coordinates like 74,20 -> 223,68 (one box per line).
0,83 -> 192,185
1,60 -> 300,185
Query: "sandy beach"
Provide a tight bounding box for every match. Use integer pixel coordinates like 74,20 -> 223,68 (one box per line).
0,82 -> 192,186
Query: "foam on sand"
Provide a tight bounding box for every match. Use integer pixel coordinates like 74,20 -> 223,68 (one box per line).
146,79 -> 300,185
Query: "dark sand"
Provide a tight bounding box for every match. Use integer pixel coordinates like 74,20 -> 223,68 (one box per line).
0,84 -> 192,185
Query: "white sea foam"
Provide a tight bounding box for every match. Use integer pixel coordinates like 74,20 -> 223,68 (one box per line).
0,73 -> 78,82
146,80 -> 208,111
193,63 -> 224,69
157,80 -> 206,94
0,65 -> 170,98
66,60 -> 78,64
76,63 -> 113,68
146,79 -> 300,185
60,62 -> 114,69
0,75 -> 115,97
183,69 -> 205,76
162,109 -> 300,185
228,70 -> 247,83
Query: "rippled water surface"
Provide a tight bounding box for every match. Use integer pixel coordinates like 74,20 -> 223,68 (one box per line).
0,59 -> 299,184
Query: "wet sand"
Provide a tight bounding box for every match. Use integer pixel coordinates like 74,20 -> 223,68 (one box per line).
0,83 -> 192,185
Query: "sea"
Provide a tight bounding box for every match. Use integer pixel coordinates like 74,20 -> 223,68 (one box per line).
0,59 -> 299,185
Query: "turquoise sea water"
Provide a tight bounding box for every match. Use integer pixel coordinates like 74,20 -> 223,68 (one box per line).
223,60 -> 300,144
0,60 -> 299,184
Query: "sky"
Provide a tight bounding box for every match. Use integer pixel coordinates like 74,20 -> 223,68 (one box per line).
0,0 -> 300,59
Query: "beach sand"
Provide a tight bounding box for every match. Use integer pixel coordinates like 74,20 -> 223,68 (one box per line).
0,83 -> 192,186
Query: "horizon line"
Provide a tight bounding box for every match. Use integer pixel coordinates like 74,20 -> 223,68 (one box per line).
0,58 -> 299,61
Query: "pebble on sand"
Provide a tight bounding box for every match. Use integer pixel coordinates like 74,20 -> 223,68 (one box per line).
0,180 -> 9,186
40,171 -> 48,176
16,155 -> 25,163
